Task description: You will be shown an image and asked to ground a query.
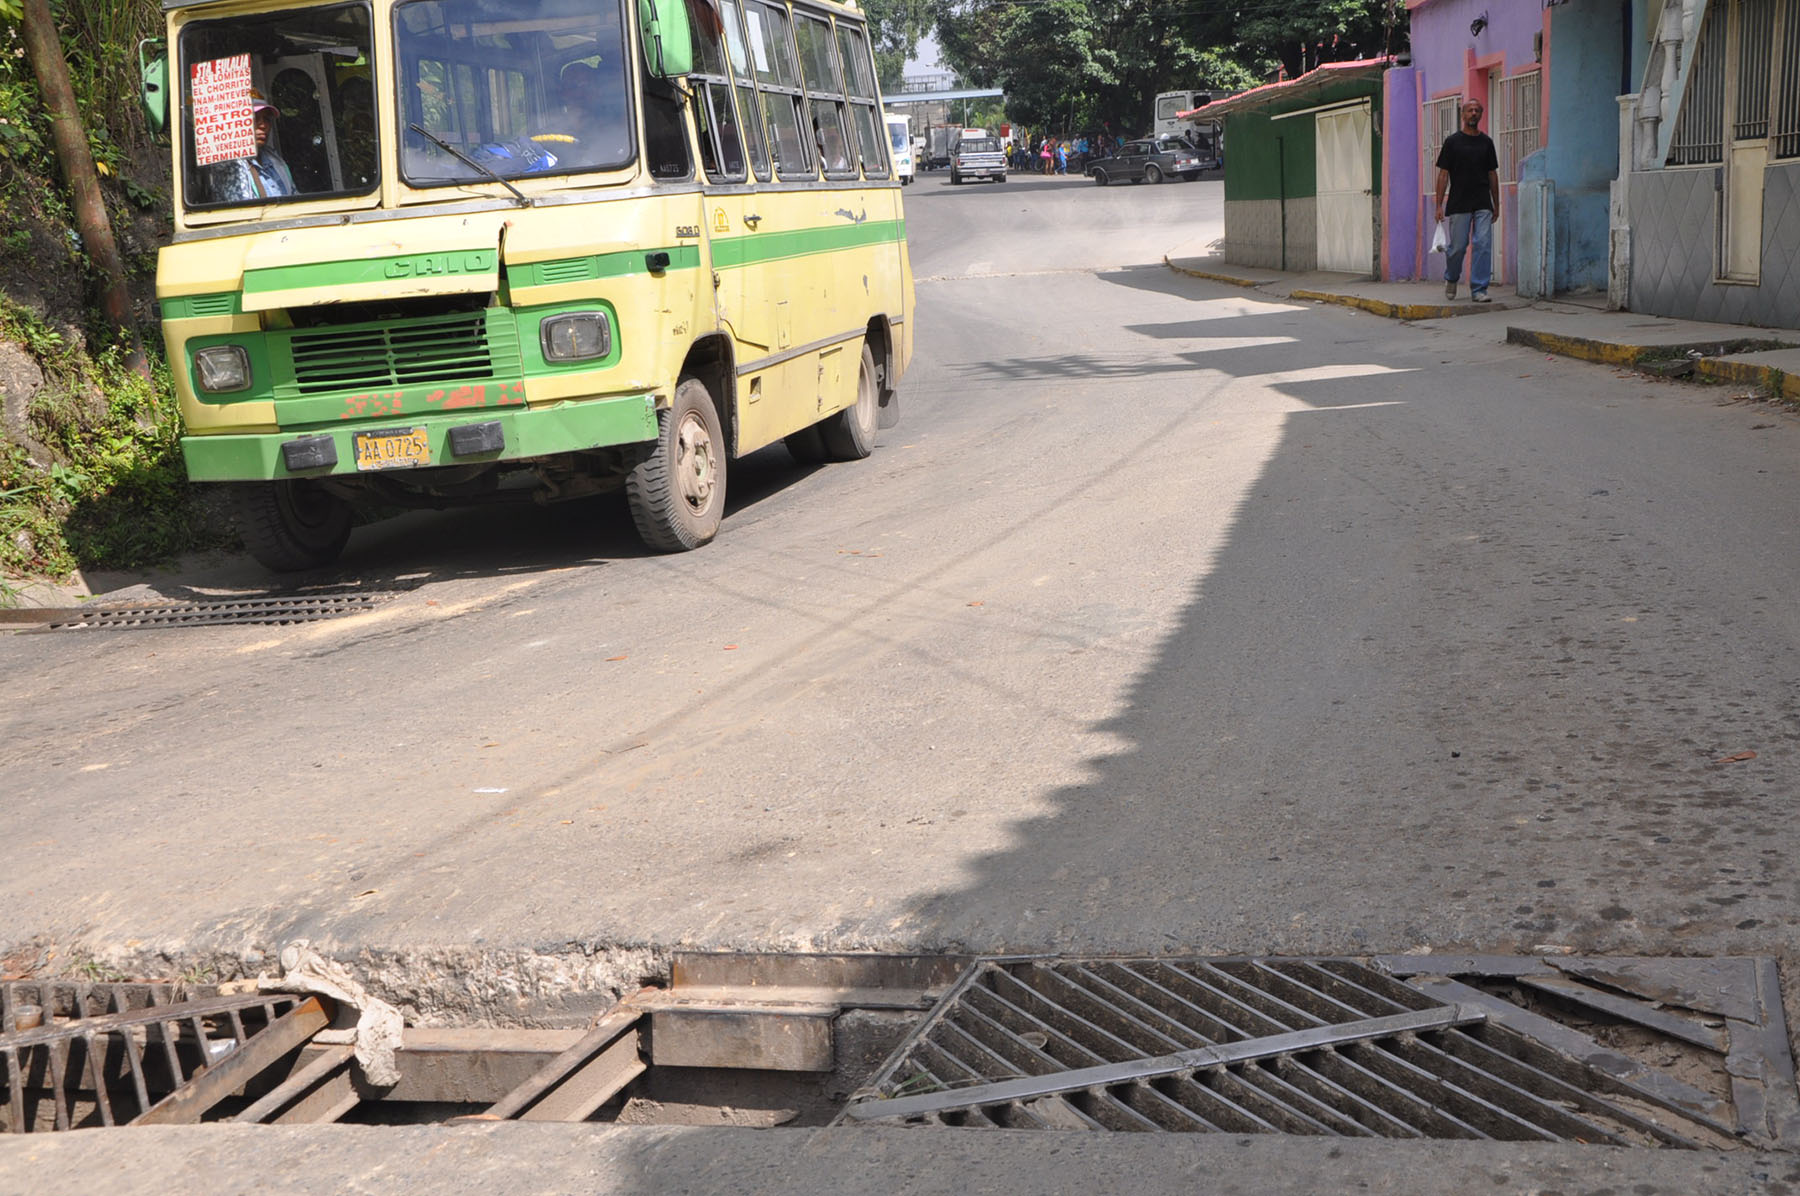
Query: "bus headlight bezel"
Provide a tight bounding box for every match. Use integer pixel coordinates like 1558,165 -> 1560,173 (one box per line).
540,311 -> 613,363
194,344 -> 252,393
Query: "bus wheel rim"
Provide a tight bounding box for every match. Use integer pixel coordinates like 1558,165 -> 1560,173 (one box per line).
676,411 -> 716,512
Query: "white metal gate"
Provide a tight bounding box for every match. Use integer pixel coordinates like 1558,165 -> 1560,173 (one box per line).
1315,106 -> 1373,273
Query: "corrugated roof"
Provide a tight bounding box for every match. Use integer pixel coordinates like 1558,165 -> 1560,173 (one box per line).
1178,57 -> 1392,119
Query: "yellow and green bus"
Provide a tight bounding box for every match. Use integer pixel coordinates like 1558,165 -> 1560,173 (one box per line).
146,0 -> 912,570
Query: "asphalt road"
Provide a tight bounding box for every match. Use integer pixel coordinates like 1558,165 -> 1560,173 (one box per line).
4,172 -> 1798,1012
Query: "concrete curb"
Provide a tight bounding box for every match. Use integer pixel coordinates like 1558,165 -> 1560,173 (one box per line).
1504,326 -> 1650,367
1506,327 -> 1800,398
1693,356 -> 1800,399
1287,289 -> 1508,321
1160,257 -> 1518,320
1161,255 -> 1263,288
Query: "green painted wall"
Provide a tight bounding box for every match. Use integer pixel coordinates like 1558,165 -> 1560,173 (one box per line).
1221,77 -> 1385,203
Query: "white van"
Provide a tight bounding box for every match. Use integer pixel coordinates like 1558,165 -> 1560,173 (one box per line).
885,112 -> 914,184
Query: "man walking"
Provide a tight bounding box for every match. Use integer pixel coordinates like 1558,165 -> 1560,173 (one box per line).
1433,99 -> 1500,303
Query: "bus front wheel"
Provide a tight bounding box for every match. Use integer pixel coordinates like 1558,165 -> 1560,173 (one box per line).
628,377 -> 726,552
231,479 -> 352,572
820,342 -> 880,460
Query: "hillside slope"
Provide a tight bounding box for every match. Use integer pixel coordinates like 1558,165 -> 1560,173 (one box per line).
1,3 -> 230,598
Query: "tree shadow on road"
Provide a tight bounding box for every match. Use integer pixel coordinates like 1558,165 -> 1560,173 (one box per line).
892,269 -> 1795,964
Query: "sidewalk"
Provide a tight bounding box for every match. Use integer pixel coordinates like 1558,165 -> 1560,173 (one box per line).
1163,246 -> 1800,399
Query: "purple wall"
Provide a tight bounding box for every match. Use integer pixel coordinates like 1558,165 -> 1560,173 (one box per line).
1382,67 -> 1422,280
1406,0 -> 1544,283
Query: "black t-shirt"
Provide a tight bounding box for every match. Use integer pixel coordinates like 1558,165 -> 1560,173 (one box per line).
1436,131 -> 1499,214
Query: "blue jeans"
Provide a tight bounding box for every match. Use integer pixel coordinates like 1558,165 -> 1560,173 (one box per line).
1445,209 -> 1493,295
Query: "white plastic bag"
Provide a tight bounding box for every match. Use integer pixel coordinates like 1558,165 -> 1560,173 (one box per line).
1429,219 -> 1449,254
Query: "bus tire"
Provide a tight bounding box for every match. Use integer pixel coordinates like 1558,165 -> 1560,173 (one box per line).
627,377 -> 725,552
820,343 -> 879,461
785,425 -> 828,463
232,479 -> 352,572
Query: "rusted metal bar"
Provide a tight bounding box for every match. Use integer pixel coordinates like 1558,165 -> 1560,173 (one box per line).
517,1031 -> 644,1122
1515,973 -> 1729,1052
234,1044 -> 355,1124
482,996 -> 647,1120
133,996 -> 333,1126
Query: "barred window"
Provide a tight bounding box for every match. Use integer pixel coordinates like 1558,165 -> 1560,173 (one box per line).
1496,70 -> 1541,183
1668,0 -> 1800,164
1776,0 -> 1800,157
1421,94 -> 1460,193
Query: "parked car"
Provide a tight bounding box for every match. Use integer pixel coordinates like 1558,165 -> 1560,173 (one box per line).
1087,137 -> 1209,185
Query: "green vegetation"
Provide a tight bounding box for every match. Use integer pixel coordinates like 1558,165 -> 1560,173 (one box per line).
0,1 -> 227,593
934,0 -> 1398,134
0,298 -> 226,578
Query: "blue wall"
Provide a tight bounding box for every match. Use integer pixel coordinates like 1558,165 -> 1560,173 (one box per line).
1546,0 -> 1628,291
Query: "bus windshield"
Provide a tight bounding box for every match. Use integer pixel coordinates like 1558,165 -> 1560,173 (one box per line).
395,0 -> 633,186
178,2 -> 377,209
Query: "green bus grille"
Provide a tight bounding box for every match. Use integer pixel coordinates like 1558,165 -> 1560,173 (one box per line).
286,312 -> 493,395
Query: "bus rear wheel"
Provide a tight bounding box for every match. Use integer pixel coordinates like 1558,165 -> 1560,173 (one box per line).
820,342 -> 879,460
231,479 -> 352,573
627,377 -> 725,552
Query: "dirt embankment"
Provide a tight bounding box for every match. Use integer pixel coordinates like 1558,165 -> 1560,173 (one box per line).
1,20 -> 231,591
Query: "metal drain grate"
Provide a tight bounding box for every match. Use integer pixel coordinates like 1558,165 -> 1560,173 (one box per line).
842,955 -> 1800,1149
1,981 -> 329,1131
8,592 -> 398,631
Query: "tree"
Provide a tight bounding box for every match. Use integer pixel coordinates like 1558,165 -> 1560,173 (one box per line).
19,0 -> 148,377
935,0 -> 1267,136
1234,0 -> 1393,79
862,0 -> 935,93
929,0 -> 1399,137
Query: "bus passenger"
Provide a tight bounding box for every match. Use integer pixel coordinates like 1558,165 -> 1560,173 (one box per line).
207,89 -> 295,202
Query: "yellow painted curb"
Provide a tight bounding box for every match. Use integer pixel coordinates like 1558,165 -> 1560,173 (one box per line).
1289,289 -> 1472,321
1162,256 -> 1264,288
1505,327 -> 1646,366
1693,357 -> 1800,398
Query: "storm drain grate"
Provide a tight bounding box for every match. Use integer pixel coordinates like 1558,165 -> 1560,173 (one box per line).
842,955 -> 1800,1149
11,592 -> 398,631
1,981 -> 328,1132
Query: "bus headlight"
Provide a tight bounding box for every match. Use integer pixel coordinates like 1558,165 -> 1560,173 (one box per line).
541,312 -> 612,362
194,345 -> 252,393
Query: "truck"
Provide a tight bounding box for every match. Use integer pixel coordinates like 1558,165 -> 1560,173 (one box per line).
925,124 -> 957,170
949,129 -> 1006,184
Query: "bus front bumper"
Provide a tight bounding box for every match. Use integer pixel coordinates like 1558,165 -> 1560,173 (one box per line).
181,394 -> 658,483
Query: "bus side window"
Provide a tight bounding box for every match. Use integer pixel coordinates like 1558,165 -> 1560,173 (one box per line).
688,6 -> 747,183
720,0 -> 771,180
793,13 -> 850,176
642,74 -> 691,179
833,23 -> 886,178
744,0 -> 812,179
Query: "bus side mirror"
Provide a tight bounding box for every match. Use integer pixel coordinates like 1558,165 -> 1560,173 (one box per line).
639,0 -> 694,78
139,39 -> 169,138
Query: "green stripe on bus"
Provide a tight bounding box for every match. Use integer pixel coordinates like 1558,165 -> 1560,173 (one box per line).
711,219 -> 904,269
160,292 -> 242,320
508,244 -> 700,288
242,249 -> 501,295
